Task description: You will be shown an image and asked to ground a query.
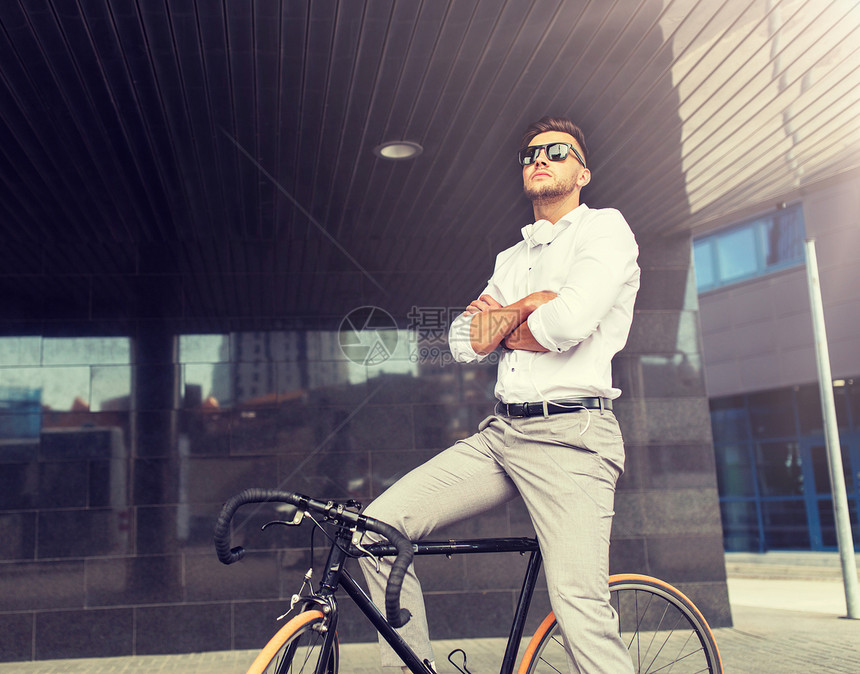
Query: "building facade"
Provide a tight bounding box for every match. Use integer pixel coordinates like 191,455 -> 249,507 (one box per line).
0,229 -> 732,661
695,172 -> 860,552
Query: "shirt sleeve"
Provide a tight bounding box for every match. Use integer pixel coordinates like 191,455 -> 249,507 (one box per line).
448,310 -> 484,363
447,252 -> 510,363
527,210 -> 639,353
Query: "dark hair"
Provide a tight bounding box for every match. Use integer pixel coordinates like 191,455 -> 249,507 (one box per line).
520,116 -> 589,167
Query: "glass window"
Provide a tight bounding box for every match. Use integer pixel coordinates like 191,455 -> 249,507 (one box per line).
765,207 -> 804,267
43,336 -> 130,366
761,500 -> 810,549
755,442 -> 803,496
720,501 -> 761,552
714,444 -> 755,496
748,389 -> 796,439
818,499 -> 858,548
716,226 -> 758,283
833,386 -> 851,430
0,337 -> 41,366
0,386 -> 42,439
714,379 -> 860,553
0,337 -> 132,414
693,240 -> 715,290
796,384 -> 824,434
693,204 -> 805,292
797,383 -> 850,433
711,394 -> 747,411
179,334 -> 230,363
847,380 -> 860,430
810,444 -> 855,494
710,406 -> 749,443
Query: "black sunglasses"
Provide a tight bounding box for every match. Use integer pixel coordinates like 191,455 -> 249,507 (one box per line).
518,142 -> 586,168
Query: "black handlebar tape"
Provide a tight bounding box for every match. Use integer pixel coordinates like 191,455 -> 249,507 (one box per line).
363,518 -> 414,628
213,488 -> 306,564
213,488 -> 413,627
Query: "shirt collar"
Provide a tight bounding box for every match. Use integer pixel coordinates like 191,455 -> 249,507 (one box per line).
556,203 -> 588,226
541,203 -> 588,235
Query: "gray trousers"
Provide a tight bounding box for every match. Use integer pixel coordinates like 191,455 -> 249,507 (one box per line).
358,410 -> 634,674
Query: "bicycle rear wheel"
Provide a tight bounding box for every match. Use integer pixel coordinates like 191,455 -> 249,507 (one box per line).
518,574 -> 723,674
246,609 -> 339,674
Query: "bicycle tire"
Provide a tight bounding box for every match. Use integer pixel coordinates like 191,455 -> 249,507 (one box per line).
518,573 -> 723,674
246,609 -> 339,674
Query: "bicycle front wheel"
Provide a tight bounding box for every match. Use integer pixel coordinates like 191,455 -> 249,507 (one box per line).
518,574 -> 723,674
246,609 -> 339,674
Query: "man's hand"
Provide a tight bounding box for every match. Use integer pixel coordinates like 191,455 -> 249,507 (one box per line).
464,294 -> 503,315
503,291 -> 556,352
466,291 -> 557,355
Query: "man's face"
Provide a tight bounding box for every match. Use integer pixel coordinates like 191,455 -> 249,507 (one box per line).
521,131 -> 590,202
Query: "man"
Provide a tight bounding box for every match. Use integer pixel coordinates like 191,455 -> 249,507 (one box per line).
359,116 -> 640,673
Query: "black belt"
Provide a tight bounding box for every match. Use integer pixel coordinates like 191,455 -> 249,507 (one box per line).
495,397 -> 612,417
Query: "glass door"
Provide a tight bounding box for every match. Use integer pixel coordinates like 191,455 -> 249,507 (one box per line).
800,434 -> 860,551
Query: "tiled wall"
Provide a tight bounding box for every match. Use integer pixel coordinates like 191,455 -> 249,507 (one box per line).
0,232 -> 730,661
612,232 -> 729,619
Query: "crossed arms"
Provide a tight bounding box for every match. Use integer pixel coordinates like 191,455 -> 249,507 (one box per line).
464,291 -> 557,355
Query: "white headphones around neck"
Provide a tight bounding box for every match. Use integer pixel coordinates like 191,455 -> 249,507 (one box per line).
521,219 -> 554,247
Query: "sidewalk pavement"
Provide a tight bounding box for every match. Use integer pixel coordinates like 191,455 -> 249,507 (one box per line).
1,552 -> 858,673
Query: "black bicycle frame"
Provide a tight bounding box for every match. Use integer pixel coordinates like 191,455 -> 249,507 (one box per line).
312,534 -> 543,674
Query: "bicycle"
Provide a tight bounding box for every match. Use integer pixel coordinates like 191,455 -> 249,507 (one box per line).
215,488 -> 724,674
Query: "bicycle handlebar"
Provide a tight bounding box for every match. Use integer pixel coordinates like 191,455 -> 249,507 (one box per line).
213,487 -> 413,628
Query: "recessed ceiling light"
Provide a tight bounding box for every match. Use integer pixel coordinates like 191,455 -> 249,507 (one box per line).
374,140 -> 423,160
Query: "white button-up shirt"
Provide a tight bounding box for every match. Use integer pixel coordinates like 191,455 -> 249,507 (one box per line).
448,204 -> 640,402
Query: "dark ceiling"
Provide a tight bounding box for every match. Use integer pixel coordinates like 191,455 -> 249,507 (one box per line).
1,0 -> 858,328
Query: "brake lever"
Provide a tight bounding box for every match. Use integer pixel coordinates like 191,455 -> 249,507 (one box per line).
351,532 -> 381,573
261,508 -> 305,530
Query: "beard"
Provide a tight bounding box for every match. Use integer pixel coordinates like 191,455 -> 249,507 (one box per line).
523,173 -> 577,203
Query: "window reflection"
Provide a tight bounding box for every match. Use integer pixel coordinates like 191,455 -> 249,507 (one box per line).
716,227 -> 758,282
0,386 -> 42,440
714,444 -> 755,497
711,380 -> 860,552
179,330 -> 418,410
693,204 -> 805,292
748,389 -> 796,439
765,207 -> 805,268
693,240 -> 714,289
0,337 -> 132,423
0,328 -> 486,564
755,442 -> 803,496
819,499 -> 859,548
761,500 -> 810,550
0,336 -> 132,558
720,501 -> 760,551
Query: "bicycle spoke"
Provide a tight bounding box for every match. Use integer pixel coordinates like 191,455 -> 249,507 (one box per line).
645,648 -> 711,674
536,656 -> 565,674
640,602 -> 686,671
523,579 -> 721,674
249,612 -> 336,674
